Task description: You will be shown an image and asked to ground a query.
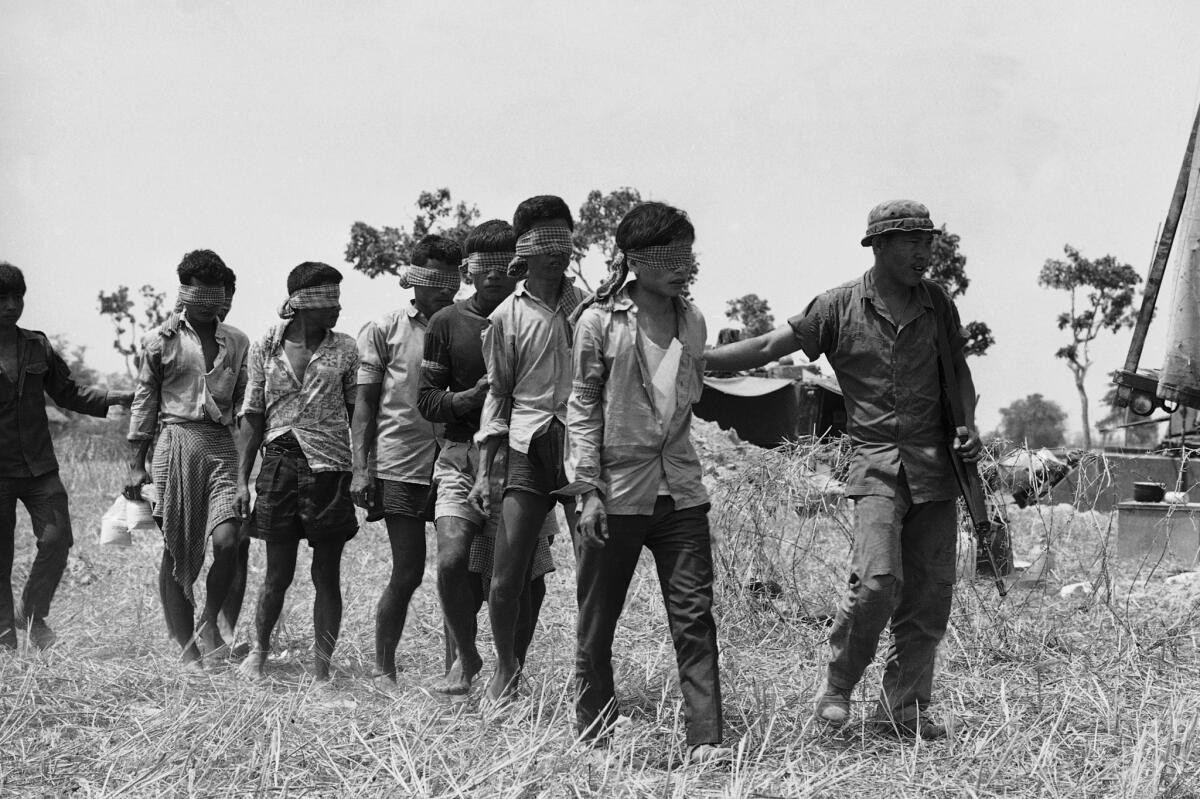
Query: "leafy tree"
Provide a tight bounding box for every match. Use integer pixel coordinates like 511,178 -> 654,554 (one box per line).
345,188 -> 480,279
998,393 -> 1068,448
47,333 -> 98,385
927,227 -> 994,357
571,187 -> 643,291
725,293 -> 775,337
1038,245 -> 1142,450
1097,373 -> 1161,449
97,284 -> 168,377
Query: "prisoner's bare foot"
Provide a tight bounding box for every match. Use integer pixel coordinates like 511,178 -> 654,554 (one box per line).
436,653 -> 484,696
237,649 -> 267,680
687,743 -> 734,766
483,661 -> 520,704
198,624 -> 228,660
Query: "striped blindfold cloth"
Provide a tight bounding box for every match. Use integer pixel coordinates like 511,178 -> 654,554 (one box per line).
399,264 -> 462,291
614,243 -> 695,272
175,285 -> 228,311
507,227 -> 574,278
460,252 -> 515,284
278,284 -> 341,319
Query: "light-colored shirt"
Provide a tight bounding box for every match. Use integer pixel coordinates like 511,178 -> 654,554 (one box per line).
242,323 -> 358,473
478,279 -> 586,454
642,335 -> 682,495
357,303 -> 437,484
568,283 -> 709,515
787,270 -> 966,502
129,318 -> 250,441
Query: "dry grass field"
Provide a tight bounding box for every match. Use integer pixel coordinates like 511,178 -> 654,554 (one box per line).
2,423 -> 1199,798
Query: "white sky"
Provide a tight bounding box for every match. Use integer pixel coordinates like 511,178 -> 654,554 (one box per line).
4,1 -> 1200,435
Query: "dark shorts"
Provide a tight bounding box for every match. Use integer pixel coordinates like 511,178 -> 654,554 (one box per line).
377,478 -> 435,522
504,419 -> 568,501
252,435 -> 358,546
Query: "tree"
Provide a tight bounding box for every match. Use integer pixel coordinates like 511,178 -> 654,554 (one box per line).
998,393 -> 1068,448
345,188 -> 480,279
1038,244 -> 1142,450
1097,373 -> 1161,449
927,227 -> 994,357
725,293 -> 775,337
97,284 -> 169,377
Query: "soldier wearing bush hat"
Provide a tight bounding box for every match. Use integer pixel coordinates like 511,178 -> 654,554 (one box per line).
704,198 -> 980,741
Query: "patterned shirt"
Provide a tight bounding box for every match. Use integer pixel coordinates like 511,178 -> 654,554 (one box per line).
477,279 -> 586,453
568,284 -> 709,515
787,270 -> 965,502
242,323 -> 358,473
418,296 -> 490,443
129,318 -> 250,441
357,303 -> 437,484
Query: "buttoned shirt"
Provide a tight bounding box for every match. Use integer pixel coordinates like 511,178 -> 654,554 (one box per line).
357,303 -> 437,484
787,270 -> 964,502
417,296 -> 490,443
568,284 -> 709,515
242,323 -> 358,473
0,328 -> 111,478
478,279 -> 586,454
128,318 -> 249,441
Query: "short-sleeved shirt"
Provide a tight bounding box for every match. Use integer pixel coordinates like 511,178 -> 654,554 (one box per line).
477,280 -> 586,454
242,323 -> 359,473
129,318 -> 250,441
787,270 -> 964,502
357,303 -> 437,484
417,296 -> 490,443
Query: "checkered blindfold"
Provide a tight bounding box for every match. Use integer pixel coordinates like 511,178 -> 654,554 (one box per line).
508,227 -> 574,278
278,284 -> 341,319
460,252 -> 515,284
617,243 -> 695,273
176,285 -> 228,311
399,264 -> 462,291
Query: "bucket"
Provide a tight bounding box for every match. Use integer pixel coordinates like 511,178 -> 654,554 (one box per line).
99,496 -> 132,546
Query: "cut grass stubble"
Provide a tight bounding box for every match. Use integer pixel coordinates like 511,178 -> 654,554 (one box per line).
1,429 -> 1198,797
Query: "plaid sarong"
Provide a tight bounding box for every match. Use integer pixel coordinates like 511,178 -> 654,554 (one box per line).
278,284 -> 341,318
460,251 -> 515,283
152,422 -> 239,601
468,528 -> 556,588
508,227 -> 574,277
399,264 -> 462,290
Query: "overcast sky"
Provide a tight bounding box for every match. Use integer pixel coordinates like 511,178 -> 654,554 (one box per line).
4,1 -> 1200,437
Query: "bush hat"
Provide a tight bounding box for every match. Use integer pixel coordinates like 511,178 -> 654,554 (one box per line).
861,199 -> 942,247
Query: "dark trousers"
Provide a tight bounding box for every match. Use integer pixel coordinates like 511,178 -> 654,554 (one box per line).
0,472 -> 73,645
827,471 -> 957,724
575,497 -> 722,747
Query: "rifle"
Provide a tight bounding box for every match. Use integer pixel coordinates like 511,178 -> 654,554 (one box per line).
933,293 -> 1009,597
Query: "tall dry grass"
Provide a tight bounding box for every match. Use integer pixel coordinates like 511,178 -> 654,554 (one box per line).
1,425 -> 1197,797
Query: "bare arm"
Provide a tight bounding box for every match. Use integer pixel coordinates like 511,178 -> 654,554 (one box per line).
702,324 -> 801,373
350,383 -> 381,507
235,413 -> 265,519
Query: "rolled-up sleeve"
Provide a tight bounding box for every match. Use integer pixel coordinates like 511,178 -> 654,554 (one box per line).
356,321 -> 387,385
566,308 -> 607,496
787,293 -> 836,362
241,341 -> 266,416
476,313 -> 513,443
128,334 -> 164,441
